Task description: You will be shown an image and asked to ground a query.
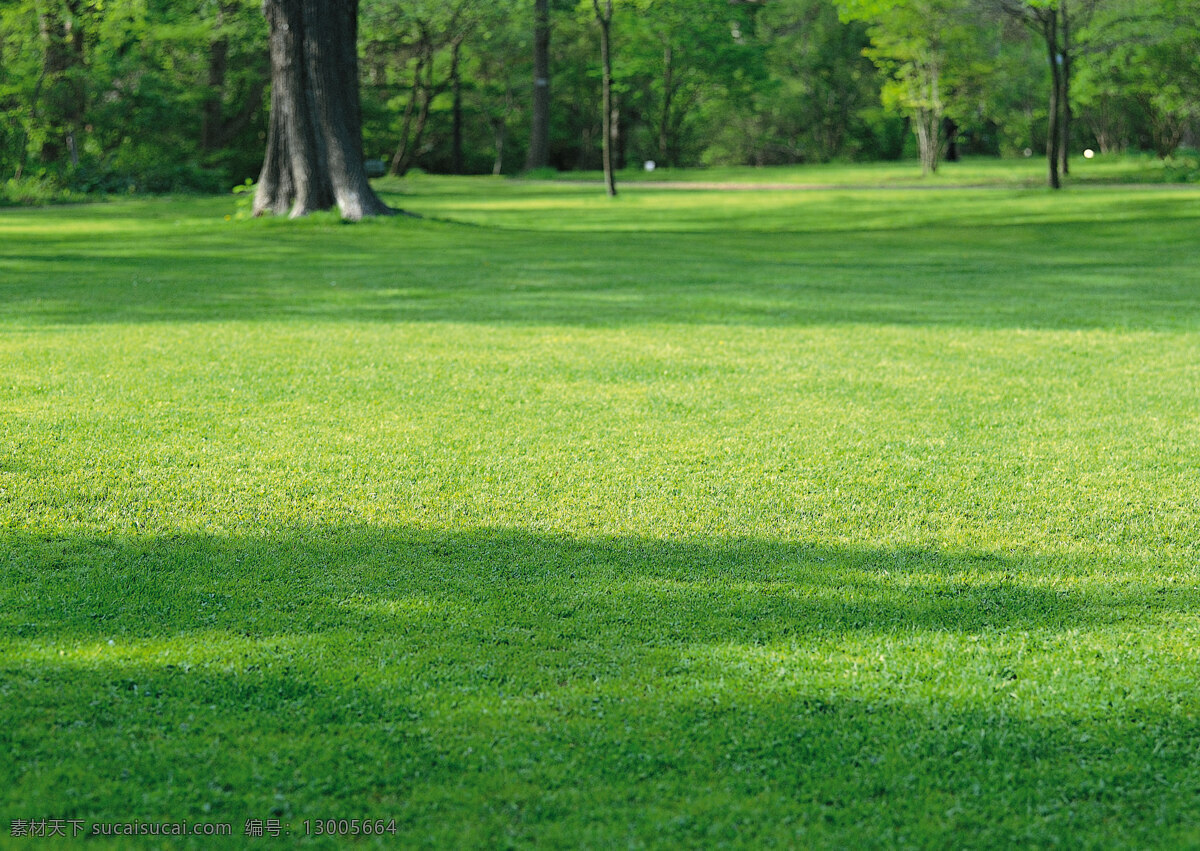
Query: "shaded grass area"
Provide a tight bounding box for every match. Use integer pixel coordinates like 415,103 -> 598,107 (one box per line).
5,527 -> 1200,848
2,182 -> 1200,331
3,175 -> 1200,847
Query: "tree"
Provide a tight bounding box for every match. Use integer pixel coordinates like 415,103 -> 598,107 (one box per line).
838,0 -> 981,175
756,0 -> 885,163
525,0 -> 552,170
361,0 -> 477,177
200,1 -> 268,163
985,0 -> 1103,187
612,0 -> 763,167
468,3 -> 529,175
253,0 -> 392,220
590,0 -> 616,196
1074,0 -> 1200,158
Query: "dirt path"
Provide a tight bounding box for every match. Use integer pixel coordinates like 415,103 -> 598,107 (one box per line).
531,179 -> 1199,192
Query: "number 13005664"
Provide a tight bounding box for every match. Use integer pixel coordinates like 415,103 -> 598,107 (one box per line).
303,819 -> 398,836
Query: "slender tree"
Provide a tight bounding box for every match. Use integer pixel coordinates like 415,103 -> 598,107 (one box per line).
525,0 -> 552,170
591,0 -> 616,196
254,0 -> 393,219
838,0 -> 964,175
987,0 -> 1102,188
36,0 -> 86,167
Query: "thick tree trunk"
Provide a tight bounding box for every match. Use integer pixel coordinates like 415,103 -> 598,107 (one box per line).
593,0 -> 616,197
254,0 -> 393,220
524,0 -> 551,171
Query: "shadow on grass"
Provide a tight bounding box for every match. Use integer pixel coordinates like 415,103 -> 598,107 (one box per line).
3,206 -> 1200,330
2,525 -> 1189,643
4,526 -> 1199,844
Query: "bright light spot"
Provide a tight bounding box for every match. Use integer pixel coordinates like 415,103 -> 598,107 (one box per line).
1083,149 -> 1095,159
644,161 -> 656,172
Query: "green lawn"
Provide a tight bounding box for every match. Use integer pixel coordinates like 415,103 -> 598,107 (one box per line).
3,167 -> 1200,848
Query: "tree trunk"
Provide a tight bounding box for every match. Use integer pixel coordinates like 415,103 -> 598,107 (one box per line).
524,0 -> 551,171
657,45 -> 674,165
914,61 -> 941,176
388,53 -> 425,176
1059,0 -> 1072,176
1041,11 -> 1062,190
593,0 -> 616,197
492,118 -> 506,176
450,38 -> 464,175
944,117 -> 959,162
201,5 -> 230,154
37,1 -> 86,166
392,51 -> 437,177
390,31 -> 443,178
254,0 -> 393,220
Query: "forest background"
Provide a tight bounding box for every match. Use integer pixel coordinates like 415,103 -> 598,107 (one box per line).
1,0 -> 1198,199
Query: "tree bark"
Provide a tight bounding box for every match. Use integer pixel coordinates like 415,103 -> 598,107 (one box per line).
388,51 -> 425,176
389,43 -> 438,177
524,0 -> 551,171
1042,10 -> 1062,190
914,60 -> 942,176
1059,0 -> 1072,176
995,1 -> 1065,190
592,0 -> 616,197
944,117 -> 959,162
657,45 -> 674,165
254,0 -> 393,220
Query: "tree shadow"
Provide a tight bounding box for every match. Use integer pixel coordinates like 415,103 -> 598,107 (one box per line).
2,198 -> 1199,330
4,525 -> 1200,844
3,525 -> 1189,645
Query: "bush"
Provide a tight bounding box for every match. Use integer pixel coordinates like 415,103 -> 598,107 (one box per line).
0,177 -> 85,206
69,158 -> 228,195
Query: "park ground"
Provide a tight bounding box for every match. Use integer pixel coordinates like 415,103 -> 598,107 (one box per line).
2,156 -> 1200,847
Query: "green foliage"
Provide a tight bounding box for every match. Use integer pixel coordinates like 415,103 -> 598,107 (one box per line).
1074,0 -> 1200,157
0,0 -> 266,192
748,0 -> 899,163
1,0 -> 1199,189
836,0 -> 999,173
0,175 -> 84,206
230,177 -> 256,219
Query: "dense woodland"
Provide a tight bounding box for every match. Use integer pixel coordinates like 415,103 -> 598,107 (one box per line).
1,0 -> 1198,195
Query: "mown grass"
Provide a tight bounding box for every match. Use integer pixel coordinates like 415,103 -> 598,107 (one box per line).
3,166 -> 1200,848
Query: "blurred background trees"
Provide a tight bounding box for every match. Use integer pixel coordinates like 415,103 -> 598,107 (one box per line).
1,0 -> 1196,194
